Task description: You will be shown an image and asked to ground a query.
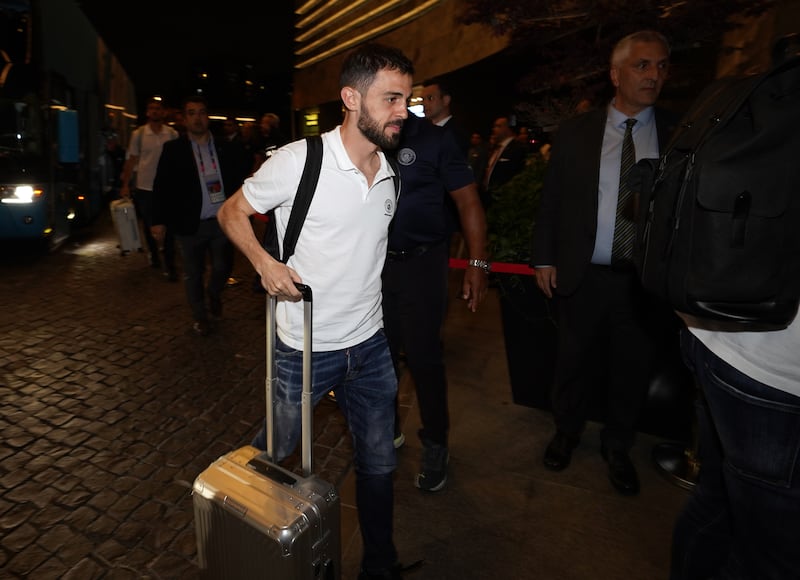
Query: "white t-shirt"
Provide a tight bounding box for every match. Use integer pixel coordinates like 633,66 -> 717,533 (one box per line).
127,124 -> 179,191
688,313 -> 800,398
242,127 -> 398,351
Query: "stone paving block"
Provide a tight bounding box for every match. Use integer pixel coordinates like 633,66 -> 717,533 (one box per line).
2,521 -> 38,552
6,540 -> 49,576
61,556 -> 105,580
29,557 -> 70,579
63,505 -> 101,532
0,215 -> 355,578
0,502 -> 36,533
7,482 -> 60,509
85,514 -> 120,538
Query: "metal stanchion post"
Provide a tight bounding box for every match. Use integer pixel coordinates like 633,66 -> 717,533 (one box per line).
653,385 -> 700,491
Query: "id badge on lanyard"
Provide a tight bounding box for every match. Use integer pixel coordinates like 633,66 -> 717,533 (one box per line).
195,141 -> 224,203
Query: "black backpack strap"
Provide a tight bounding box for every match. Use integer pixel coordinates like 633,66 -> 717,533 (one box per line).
280,135 -> 323,263
387,154 -> 401,200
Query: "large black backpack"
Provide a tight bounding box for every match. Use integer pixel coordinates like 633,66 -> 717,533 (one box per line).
634,56 -> 800,330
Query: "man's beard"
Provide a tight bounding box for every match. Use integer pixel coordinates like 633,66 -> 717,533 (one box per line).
358,105 -> 402,150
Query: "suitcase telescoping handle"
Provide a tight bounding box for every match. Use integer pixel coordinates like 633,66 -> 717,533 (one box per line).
266,283 -> 313,477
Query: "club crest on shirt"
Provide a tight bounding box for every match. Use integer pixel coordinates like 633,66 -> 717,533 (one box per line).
384,198 -> 395,216
396,148 -> 416,166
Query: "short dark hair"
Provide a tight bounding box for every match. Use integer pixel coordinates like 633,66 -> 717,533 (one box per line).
182,95 -> 208,112
423,77 -> 451,98
339,43 -> 414,95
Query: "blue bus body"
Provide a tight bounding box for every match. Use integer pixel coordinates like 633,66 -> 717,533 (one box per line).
0,0 -> 136,249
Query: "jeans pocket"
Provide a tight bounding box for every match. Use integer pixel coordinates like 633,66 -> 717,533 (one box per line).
704,359 -> 800,488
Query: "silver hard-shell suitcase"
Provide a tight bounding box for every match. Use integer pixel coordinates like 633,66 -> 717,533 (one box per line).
193,285 -> 341,579
109,199 -> 142,254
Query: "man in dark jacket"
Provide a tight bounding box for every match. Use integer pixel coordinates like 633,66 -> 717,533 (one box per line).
481,116 -> 527,208
531,30 -> 676,496
152,96 -> 251,335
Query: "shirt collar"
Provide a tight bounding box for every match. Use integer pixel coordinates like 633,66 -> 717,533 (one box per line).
327,126 -> 392,180
435,115 -> 452,127
608,100 -> 655,130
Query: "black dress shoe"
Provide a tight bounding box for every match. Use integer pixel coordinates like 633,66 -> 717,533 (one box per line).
543,432 -> 579,471
601,446 -> 640,496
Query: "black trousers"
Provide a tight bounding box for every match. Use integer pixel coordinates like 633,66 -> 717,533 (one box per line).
133,189 -> 175,272
382,240 -> 450,447
551,264 -> 656,450
175,219 -> 233,323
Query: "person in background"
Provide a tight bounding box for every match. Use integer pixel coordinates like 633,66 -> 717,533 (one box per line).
253,112 -> 288,171
481,116 -> 527,208
217,116 -> 254,191
531,30 -> 676,496
516,126 -> 530,146
421,77 -> 470,154
217,43 -> 414,580
119,97 -> 179,279
421,78 -> 472,256
383,111 -> 489,493
151,96 -> 251,336
217,115 -> 255,287
239,121 -> 261,168
467,132 -> 489,186
219,116 -> 240,143
102,131 -> 126,202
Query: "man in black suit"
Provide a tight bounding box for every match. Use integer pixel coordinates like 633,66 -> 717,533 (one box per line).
422,78 -> 470,155
481,116 -> 527,208
151,96 -> 251,336
531,30 -> 675,496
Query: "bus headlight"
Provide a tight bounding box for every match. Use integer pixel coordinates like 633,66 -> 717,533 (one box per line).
1,185 -> 42,204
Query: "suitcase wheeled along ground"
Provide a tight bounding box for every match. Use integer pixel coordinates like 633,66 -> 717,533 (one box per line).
109,199 -> 142,254
193,285 -> 342,579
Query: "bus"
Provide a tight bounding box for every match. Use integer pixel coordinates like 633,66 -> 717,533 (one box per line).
0,0 -> 137,250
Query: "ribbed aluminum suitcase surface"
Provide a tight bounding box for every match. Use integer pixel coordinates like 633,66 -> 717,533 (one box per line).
194,286 -> 340,579
193,445 -> 341,579
110,199 -> 141,253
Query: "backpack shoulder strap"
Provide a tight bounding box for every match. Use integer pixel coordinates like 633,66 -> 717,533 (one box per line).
280,135 -> 323,263
386,154 -> 401,200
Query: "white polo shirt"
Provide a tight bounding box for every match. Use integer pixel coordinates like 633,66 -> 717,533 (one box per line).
127,124 -> 179,191
242,127 -> 398,351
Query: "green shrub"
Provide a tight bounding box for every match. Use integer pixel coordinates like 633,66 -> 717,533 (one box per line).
487,155 -> 547,265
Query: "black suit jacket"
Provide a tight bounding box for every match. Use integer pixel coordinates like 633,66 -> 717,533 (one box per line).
531,106 -> 676,296
152,135 -> 250,235
486,138 -> 527,192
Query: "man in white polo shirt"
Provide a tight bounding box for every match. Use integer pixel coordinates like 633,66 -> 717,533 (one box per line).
218,43 -> 414,580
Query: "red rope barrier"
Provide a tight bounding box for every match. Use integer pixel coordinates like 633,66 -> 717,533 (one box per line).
449,258 -> 536,276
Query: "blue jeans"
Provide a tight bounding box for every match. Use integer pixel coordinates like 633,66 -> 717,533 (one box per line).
671,329 -> 800,580
252,329 -> 398,572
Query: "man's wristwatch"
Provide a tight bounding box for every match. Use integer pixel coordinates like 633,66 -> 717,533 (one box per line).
468,258 -> 491,274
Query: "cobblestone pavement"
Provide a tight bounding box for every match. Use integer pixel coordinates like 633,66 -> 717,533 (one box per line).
0,212 -> 353,578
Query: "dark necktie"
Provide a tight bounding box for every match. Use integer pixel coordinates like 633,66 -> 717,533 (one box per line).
611,118 -> 637,262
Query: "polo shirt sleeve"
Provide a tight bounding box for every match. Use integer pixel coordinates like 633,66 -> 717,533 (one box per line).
242,139 -> 305,214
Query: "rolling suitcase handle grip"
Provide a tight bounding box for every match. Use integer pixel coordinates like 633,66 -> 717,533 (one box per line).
265,283 -> 314,477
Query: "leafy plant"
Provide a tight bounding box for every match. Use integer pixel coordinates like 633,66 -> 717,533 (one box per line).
486,154 -> 554,320
487,155 -> 547,265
